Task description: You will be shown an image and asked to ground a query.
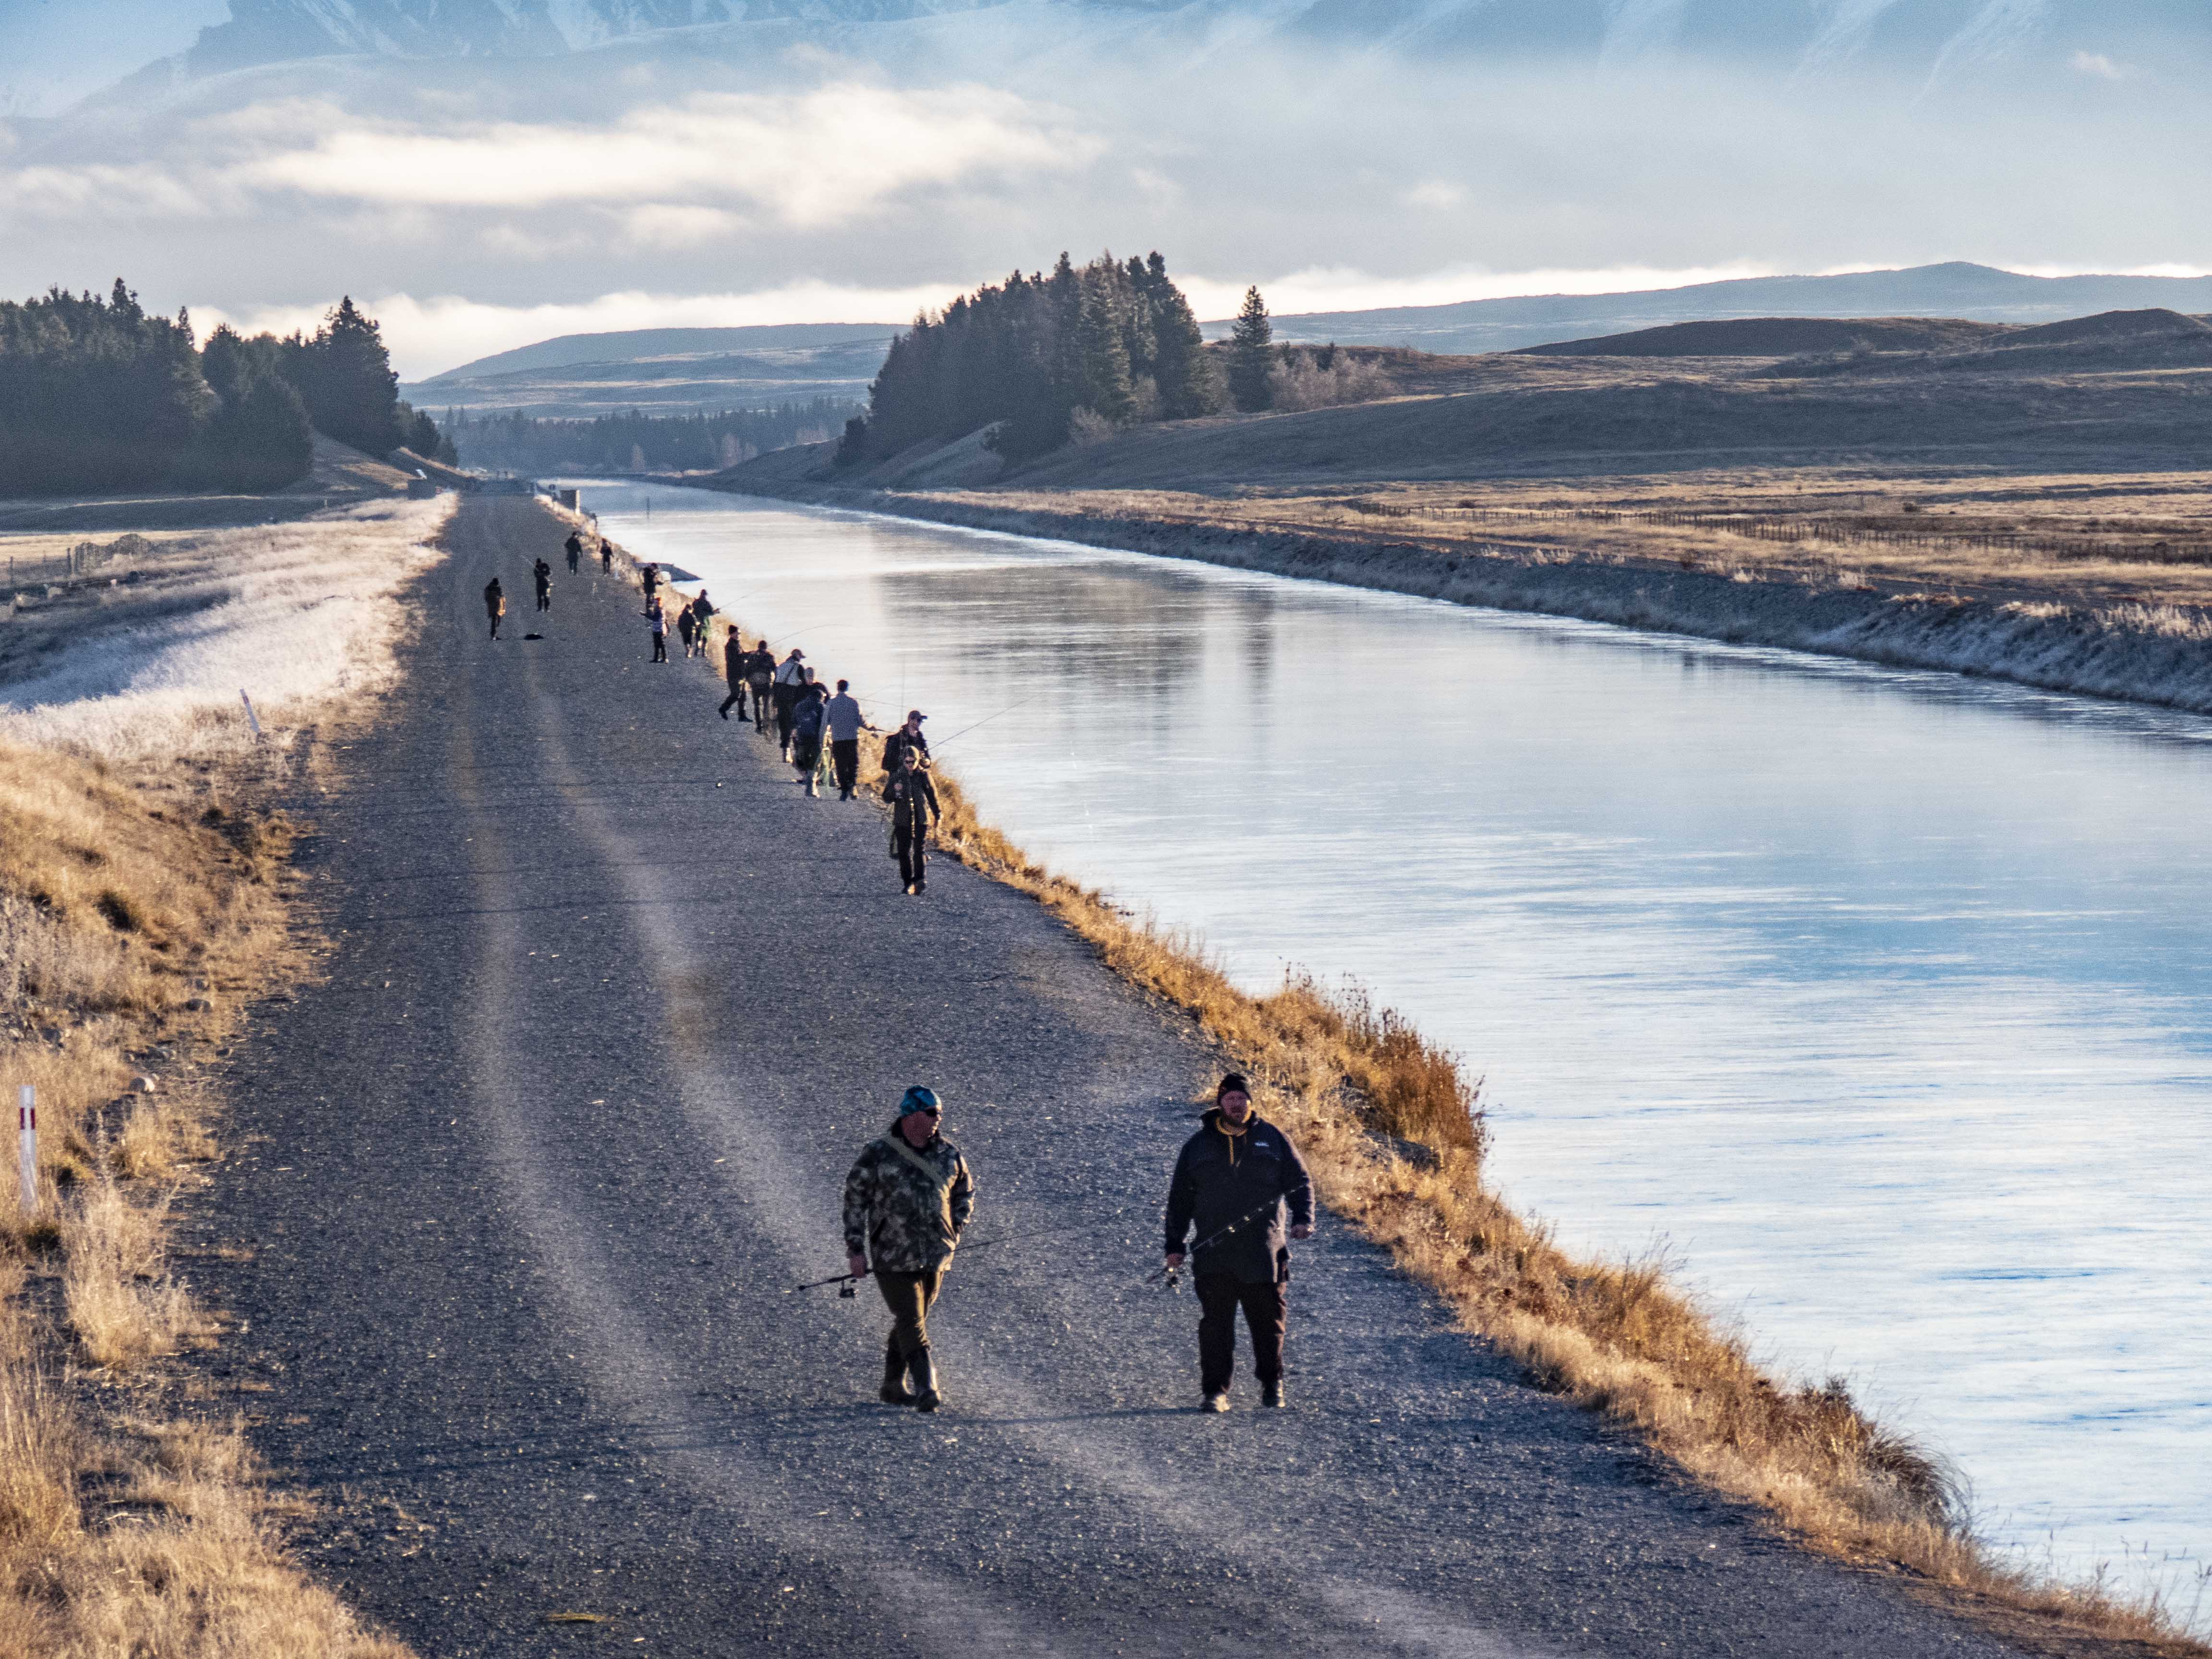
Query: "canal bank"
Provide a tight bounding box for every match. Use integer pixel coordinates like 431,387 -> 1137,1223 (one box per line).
698,471 -> 2212,719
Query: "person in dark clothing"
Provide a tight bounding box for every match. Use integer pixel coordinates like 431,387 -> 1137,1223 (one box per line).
565,529 -> 583,574
647,598 -> 669,662
884,745 -> 939,895
1163,1073 -> 1314,1411
842,1086 -> 974,1412
718,632 -> 751,720
533,557 -> 553,613
675,602 -> 697,657
687,592 -> 715,659
642,563 -> 662,605
745,642 -> 774,733
483,577 -> 505,639
825,679 -> 864,800
772,649 -> 809,760
599,537 -> 614,574
791,681 -> 829,797
880,709 -> 930,775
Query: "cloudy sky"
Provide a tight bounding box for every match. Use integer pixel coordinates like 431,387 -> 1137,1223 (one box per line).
3,0 -> 2209,377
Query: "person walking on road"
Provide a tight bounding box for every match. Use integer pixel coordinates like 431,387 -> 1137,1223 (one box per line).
1163,1073 -> 1314,1412
882,709 -> 930,774
483,576 -> 506,640
826,679 -> 865,800
884,744 -> 940,895
599,536 -> 614,574
565,529 -> 583,575
791,681 -> 829,797
533,557 -> 553,613
772,648 -> 810,760
719,631 -> 752,721
842,1086 -> 974,1412
745,642 -> 774,733
675,600 -> 697,658
647,598 -> 670,663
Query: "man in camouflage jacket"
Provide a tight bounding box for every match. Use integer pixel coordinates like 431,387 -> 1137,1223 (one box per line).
843,1086 -> 974,1411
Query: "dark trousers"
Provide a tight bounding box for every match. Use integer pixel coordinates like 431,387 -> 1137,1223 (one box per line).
536,587 -> 551,611
831,739 -> 859,797
651,633 -> 667,662
775,700 -> 797,749
875,1266 -> 944,1358
719,685 -> 746,717
488,613 -> 501,638
1196,1274 -> 1286,1394
894,822 -> 927,888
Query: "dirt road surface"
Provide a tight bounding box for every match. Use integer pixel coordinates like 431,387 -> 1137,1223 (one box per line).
179,497 -> 2030,1658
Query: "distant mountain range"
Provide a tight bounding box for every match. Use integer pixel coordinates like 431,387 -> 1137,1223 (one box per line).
403,323 -> 897,420
66,0 -> 2212,91
1244,264 -> 2212,356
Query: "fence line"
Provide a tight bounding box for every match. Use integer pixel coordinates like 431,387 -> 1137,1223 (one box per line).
2,532 -> 151,596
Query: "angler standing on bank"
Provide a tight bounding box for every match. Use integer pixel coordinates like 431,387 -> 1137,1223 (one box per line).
825,679 -> 865,800
842,1087 -> 974,1413
884,745 -> 939,896
1163,1073 -> 1314,1412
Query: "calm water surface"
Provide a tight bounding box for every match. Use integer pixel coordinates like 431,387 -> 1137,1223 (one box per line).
587,482 -> 2211,1611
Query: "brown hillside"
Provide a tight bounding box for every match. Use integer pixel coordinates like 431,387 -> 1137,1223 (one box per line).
1520,316 -> 2010,358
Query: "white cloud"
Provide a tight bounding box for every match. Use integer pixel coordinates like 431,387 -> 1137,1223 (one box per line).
2069,51 -> 2127,81
1401,180 -> 1467,211
197,284 -> 956,381
239,85 -> 1095,228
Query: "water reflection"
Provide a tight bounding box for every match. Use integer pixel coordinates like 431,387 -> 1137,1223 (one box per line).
584,481 -> 2212,1611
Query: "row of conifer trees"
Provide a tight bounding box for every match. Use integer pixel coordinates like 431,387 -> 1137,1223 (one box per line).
0,281 -> 448,497
837,252 -> 1229,465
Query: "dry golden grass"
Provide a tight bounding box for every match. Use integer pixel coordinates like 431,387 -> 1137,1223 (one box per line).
918,465 -> 2212,622
1,737 -> 411,1657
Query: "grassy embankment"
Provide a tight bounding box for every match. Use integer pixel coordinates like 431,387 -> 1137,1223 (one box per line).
649,541 -> 2208,1658
2,505 -> 440,1657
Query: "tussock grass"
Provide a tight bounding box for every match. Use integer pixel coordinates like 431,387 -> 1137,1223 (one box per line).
663,562 -> 2202,1656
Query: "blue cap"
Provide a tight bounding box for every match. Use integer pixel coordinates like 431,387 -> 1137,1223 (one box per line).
899,1085 -> 942,1117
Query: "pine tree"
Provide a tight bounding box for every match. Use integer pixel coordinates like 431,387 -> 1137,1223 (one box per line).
1076,280 -> 1135,425
1228,286 -> 1274,412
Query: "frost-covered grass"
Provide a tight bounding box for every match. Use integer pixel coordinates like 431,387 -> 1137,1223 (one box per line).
0,498 -> 451,758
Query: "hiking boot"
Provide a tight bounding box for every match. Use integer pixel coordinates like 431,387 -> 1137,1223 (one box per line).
880,1348 -> 914,1406
1201,1392 -> 1230,1414
908,1346 -> 942,1412
1261,1380 -> 1285,1408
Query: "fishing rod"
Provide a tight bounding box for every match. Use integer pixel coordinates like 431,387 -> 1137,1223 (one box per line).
1147,1179 -> 1315,1290
786,1221 -> 1083,1297
928,694 -> 1041,752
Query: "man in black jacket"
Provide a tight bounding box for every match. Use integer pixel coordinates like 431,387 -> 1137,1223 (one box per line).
1163,1073 -> 1313,1412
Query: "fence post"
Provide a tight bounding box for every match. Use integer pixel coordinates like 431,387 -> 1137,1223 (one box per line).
17,1085 -> 34,1215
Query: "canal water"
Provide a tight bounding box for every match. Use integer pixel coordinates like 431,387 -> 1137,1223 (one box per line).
585,481 -> 2211,1612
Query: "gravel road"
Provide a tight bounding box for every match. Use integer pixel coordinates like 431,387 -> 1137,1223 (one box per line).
178,496 -> 2029,1658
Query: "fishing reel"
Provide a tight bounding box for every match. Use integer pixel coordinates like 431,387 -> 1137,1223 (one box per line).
838,1279 -> 857,1299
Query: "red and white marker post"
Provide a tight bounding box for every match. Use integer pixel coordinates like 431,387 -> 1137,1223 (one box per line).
16,1085 -> 34,1215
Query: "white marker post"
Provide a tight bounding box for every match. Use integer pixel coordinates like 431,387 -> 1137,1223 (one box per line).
17,1085 -> 35,1216
240,690 -> 263,737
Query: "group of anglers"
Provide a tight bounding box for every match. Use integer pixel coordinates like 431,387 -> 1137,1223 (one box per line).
716,635 -> 942,895
843,1073 -> 1312,1414
481,527 -> 613,638
484,528 -> 1311,1413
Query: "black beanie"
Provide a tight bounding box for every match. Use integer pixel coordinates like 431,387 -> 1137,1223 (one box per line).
1217,1073 -> 1251,1101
